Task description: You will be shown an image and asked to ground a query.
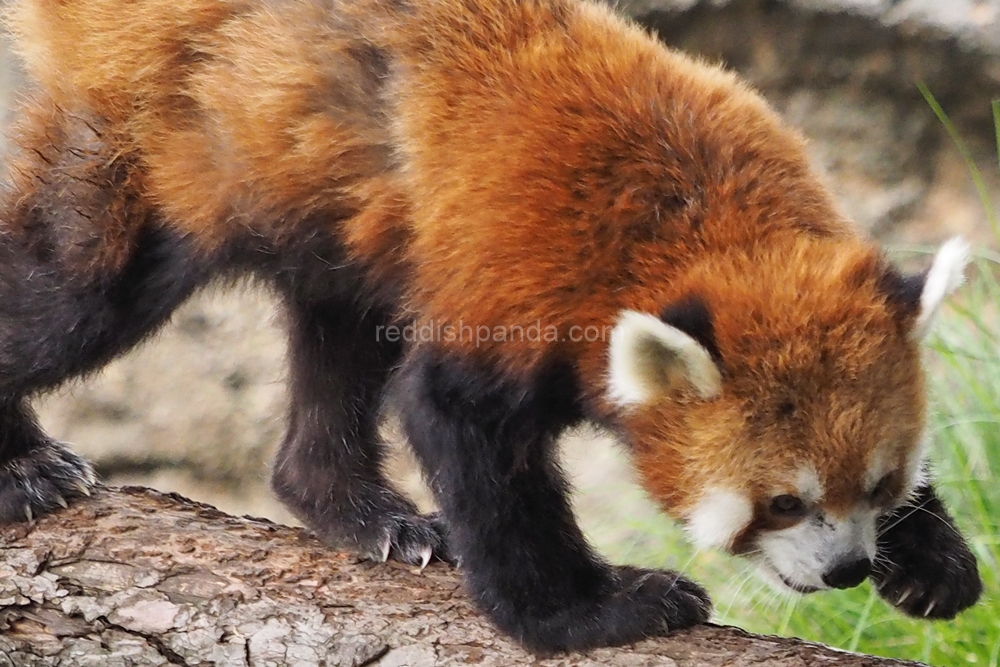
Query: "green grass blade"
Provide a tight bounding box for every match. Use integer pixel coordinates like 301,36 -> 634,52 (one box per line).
993,98 -> 999,174
918,83 -> 999,237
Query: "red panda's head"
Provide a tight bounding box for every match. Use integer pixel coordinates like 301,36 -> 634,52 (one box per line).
606,237 -> 969,594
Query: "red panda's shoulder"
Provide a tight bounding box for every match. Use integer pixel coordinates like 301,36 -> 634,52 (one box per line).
387,0 -> 855,374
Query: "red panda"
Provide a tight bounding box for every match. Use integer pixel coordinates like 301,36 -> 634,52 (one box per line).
0,0 -> 981,652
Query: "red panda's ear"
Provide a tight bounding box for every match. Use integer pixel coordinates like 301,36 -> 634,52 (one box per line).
660,295 -> 722,362
607,308 -> 722,408
881,238 -> 970,340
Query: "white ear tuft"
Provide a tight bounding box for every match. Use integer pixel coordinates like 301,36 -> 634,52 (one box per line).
913,237 -> 971,339
607,310 -> 722,408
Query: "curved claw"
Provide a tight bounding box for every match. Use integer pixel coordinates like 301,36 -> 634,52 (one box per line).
379,537 -> 391,564
419,546 -> 433,571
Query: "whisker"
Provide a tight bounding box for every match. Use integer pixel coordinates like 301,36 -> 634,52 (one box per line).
911,505 -> 966,541
878,500 -> 932,534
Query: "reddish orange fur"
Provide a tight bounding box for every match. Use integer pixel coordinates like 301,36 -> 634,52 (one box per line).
5,0 -> 926,522
2,96 -> 150,274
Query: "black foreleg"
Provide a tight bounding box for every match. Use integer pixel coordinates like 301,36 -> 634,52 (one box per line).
872,483 -> 981,619
395,348 -> 711,653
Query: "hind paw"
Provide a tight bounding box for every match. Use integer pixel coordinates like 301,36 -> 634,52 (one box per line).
0,442 -> 97,524
278,481 -> 453,568
362,511 -> 451,568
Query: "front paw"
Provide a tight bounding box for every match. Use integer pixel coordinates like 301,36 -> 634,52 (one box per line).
872,486 -> 982,619
611,565 -> 713,633
504,565 -> 712,652
0,442 -> 97,524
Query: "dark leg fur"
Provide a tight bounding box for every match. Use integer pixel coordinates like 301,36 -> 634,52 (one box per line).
0,106 -> 209,523
395,349 -> 711,653
872,484 -> 982,619
271,297 -> 446,565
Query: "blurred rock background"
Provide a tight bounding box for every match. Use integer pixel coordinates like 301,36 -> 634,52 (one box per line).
1,0 -> 998,541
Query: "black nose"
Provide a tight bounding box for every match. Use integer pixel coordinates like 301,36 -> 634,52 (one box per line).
822,558 -> 872,589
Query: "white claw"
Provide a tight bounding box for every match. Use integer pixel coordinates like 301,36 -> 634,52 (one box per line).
55,494 -> 68,509
896,588 -> 913,606
419,546 -> 433,571
76,482 -> 92,498
379,538 -> 391,564
24,504 -> 33,522
923,600 -> 937,617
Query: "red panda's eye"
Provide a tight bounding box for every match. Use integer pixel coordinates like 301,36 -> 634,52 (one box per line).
770,494 -> 805,517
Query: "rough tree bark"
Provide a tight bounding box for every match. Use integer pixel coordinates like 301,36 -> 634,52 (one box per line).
1,487 -> 926,667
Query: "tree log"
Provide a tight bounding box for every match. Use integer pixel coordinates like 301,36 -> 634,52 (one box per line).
0,487 -> 925,667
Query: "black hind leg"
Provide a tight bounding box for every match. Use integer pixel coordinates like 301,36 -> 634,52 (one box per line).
0,101 -> 209,523
271,296 -> 446,565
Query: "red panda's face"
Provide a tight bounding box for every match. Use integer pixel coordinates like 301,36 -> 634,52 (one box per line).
675,412 -> 927,594
606,238 -> 969,594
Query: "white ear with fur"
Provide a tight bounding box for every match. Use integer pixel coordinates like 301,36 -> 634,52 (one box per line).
913,237 -> 971,340
607,310 -> 722,408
